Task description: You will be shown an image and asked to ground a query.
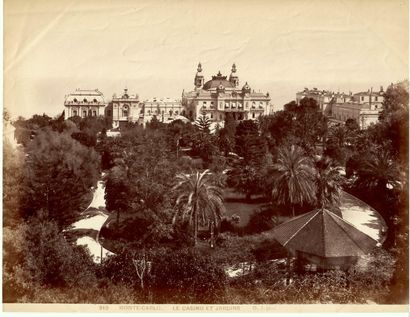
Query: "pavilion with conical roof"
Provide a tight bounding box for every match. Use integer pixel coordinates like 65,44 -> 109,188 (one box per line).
272,208 -> 379,270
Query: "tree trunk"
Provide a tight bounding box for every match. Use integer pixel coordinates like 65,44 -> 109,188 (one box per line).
193,204 -> 198,246
209,221 -> 215,248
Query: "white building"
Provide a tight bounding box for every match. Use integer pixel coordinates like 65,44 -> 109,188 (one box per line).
182,63 -> 272,123
142,97 -> 183,124
105,88 -> 143,128
64,89 -> 106,119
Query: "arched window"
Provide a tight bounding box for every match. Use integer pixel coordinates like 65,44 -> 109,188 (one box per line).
73,110 -> 77,116
92,110 -> 97,116
122,105 -> 128,117
83,110 -> 87,117
169,110 -> 173,116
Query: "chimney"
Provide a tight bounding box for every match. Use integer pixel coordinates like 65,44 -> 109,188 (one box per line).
380,86 -> 384,92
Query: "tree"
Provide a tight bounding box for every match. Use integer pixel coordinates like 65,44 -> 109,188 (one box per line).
195,112 -> 211,133
292,98 -> 328,153
217,113 -> 237,156
173,170 -> 225,246
149,248 -> 227,303
271,145 -> 316,217
313,157 -> 344,209
259,111 -> 296,152
355,149 -> 402,194
22,128 -> 100,228
3,143 -> 25,227
3,214 -> 97,301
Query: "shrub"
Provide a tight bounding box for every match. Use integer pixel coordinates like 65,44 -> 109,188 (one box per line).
149,248 -> 227,303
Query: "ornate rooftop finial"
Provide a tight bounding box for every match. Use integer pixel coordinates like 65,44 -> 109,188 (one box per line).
231,63 -> 237,73
197,62 -> 202,73
217,70 -> 222,76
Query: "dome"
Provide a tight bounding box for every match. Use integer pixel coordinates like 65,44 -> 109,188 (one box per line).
203,78 -> 235,90
202,71 -> 235,90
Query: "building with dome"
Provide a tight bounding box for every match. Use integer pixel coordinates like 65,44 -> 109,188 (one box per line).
182,63 -> 272,123
64,89 -> 106,120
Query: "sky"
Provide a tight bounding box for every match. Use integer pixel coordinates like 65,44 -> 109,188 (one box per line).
4,0 -> 409,119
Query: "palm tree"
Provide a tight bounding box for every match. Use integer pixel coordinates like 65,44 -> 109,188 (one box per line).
271,145 -> 316,217
195,112 -> 211,133
313,157 -> 344,209
356,149 -> 402,193
173,170 -> 225,246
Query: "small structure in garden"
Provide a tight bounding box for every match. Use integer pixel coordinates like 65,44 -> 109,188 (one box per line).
272,208 -> 380,270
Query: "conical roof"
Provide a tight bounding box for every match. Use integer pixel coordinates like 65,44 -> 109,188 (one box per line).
272,209 -> 378,258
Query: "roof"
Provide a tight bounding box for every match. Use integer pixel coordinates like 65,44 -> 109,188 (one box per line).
203,72 -> 236,90
272,208 -> 378,258
354,91 -> 384,96
65,89 -> 105,103
143,97 -> 181,104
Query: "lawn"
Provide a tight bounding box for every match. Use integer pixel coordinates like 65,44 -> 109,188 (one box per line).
223,188 -> 267,227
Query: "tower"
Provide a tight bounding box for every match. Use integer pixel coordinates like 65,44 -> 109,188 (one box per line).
229,63 -> 239,87
194,62 -> 204,88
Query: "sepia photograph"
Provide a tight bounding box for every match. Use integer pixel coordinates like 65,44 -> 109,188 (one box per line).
2,0 -> 409,313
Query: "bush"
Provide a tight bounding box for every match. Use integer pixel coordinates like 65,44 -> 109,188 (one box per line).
149,248 -> 227,303
3,215 -> 98,302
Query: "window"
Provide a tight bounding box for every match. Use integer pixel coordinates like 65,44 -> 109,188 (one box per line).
210,113 -> 213,119
175,111 -> 179,115
83,110 -> 87,117
123,109 -> 128,117
84,98 -> 88,102
92,111 -> 97,116
73,98 -> 78,102
252,112 -> 255,118
375,96 -> 378,101
361,96 -> 364,101
73,110 -> 77,116
220,114 -> 223,120
169,110 -> 173,116
93,99 -> 98,103
148,110 -> 151,115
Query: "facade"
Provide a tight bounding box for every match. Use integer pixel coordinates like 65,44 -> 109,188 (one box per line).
142,97 -> 183,124
105,88 -> 143,128
296,86 -> 385,129
330,87 -> 384,129
182,63 -> 271,123
64,89 -> 106,120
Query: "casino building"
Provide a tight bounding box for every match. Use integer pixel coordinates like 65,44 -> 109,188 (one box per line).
182,63 -> 272,123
